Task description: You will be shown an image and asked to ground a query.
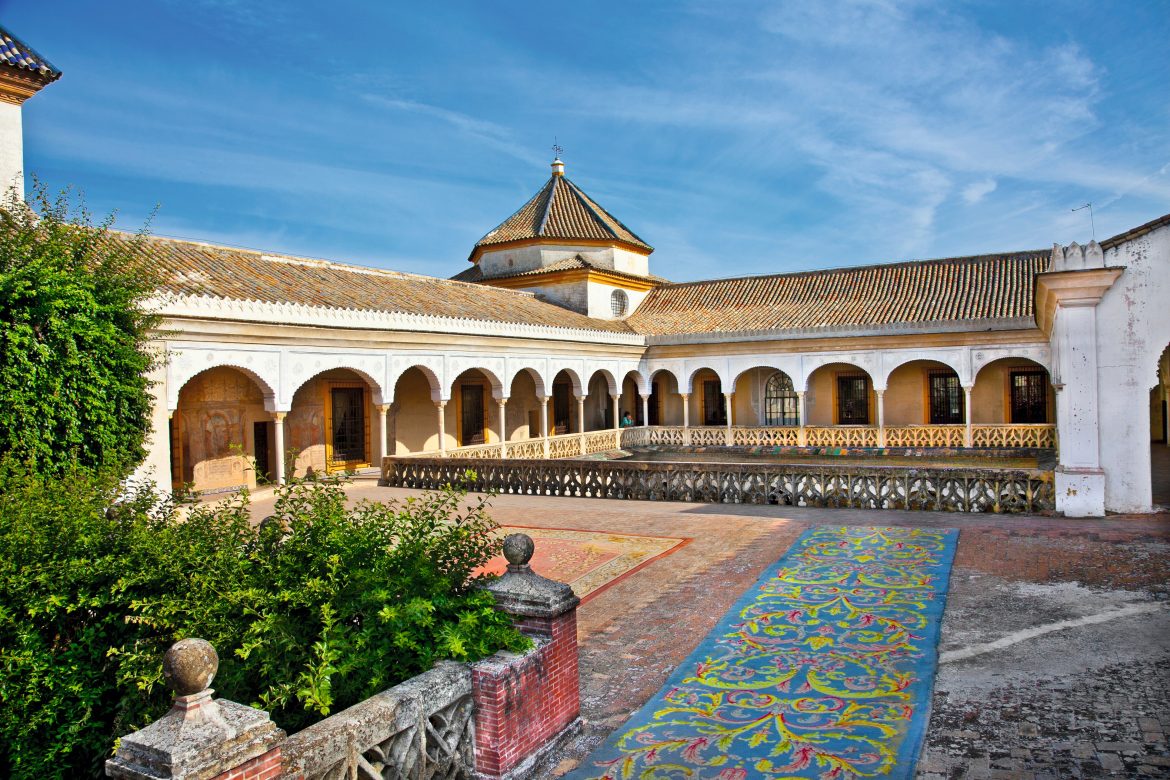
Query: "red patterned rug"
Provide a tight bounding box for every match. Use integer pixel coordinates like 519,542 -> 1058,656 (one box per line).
476,527 -> 688,602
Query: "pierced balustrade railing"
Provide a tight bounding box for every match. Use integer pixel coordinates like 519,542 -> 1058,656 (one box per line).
885,425 -> 966,448
382,457 -> 1054,514
282,662 -> 474,780
732,426 -> 801,447
971,424 -> 1056,448
688,426 -> 729,446
805,425 -> 880,447
583,429 -> 621,454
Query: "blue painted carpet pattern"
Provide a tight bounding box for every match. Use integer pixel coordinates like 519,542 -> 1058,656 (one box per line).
565,525 -> 958,780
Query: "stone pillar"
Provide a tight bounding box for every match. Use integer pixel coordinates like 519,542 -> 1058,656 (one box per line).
724,392 -> 734,445
963,386 -> 974,448
681,392 -> 691,445
272,412 -> 287,485
376,404 -> 390,461
611,394 -> 621,430
436,400 -> 447,456
538,396 -> 550,459
640,393 -> 650,427
1055,303 -> 1106,516
796,391 -> 807,446
577,395 -> 586,455
473,534 -> 581,780
496,398 -> 508,458
876,390 -> 886,448
107,639 -> 284,780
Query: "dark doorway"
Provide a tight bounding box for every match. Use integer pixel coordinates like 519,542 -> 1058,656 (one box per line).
252,421 -> 271,482
330,387 -> 366,462
553,382 -> 571,434
703,379 -> 726,426
928,371 -> 964,424
460,384 -> 485,445
649,381 -> 660,426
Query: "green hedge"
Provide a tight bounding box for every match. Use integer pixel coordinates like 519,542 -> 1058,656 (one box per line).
0,464 -> 527,779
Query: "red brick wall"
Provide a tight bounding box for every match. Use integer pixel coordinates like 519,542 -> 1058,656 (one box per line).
211,747 -> 282,780
472,610 -> 580,778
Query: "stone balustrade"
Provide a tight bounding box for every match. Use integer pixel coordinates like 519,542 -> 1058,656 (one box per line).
106,534 -> 581,780
382,456 -> 1055,514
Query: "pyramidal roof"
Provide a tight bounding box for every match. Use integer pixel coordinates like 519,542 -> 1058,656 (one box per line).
470,159 -> 652,261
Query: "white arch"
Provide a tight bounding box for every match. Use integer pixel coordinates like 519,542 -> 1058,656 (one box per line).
167,346 -> 281,412
972,352 -> 1052,384
550,367 -> 584,398
622,369 -> 649,397
684,364 -> 729,395
391,363 -> 443,404
509,365 -> 548,398
587,368 -> 619,397
287,364 -> 386,407
881,355 -> 966,389
799,356 -> 878,392
731,364 -> 798,394
647,367 -> 682,393
449,366 -> 507,400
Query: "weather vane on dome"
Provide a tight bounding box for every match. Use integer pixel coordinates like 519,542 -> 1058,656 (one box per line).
552,138 -> 564,160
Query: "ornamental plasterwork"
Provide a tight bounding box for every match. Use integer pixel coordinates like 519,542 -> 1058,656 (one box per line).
166,345 -> 281,411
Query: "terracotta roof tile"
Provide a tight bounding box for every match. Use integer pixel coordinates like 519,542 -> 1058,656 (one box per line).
627,251 -> 1049,336
473,173 -> 651,258
132,234 -> 635,334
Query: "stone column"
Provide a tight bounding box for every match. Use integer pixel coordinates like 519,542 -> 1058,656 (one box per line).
376,404 -> 390,461
611,394 -> 621,430
681,392 -> 691,445
1055,302 -> 1106,516
640,393 -> 650,427
474,534 -> 581,779
724,392 -> 734,445
876,390 -> 886,447
538,396 -> 550,459
436,400 -> 447,456
272,412 -> 287,484
796,391 -> 807,446
577,395 -> 586,455
107,639 -> 284,780
963,386 -> 974,448
497,398 -> 508,458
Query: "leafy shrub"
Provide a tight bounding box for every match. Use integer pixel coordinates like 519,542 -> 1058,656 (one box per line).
0,186 -> 160,477
0,463 -> 527,779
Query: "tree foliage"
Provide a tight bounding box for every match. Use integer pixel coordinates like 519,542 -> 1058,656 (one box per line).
0,465 -> 527,779
0,185 -> 161,475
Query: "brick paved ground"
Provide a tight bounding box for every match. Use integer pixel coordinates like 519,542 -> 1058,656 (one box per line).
247,482 -> 1170,779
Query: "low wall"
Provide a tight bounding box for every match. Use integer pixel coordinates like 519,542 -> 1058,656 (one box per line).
382,456 -> 1055,514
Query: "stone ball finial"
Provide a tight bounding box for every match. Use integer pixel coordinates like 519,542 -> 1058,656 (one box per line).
163,638 -> 219,697
502,533 -> 535,567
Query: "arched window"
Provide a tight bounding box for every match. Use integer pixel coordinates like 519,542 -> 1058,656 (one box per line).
764,372 -> 799,426
610,289 -> 629,317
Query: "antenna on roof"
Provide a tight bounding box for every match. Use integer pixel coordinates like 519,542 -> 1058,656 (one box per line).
1071,202 -> 1096,242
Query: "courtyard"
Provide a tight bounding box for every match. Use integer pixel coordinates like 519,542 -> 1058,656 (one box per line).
244,480 -> 1170,779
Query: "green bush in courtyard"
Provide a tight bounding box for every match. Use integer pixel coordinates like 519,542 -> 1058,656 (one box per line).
0,186 -> 160,476
0,463 -> 527,779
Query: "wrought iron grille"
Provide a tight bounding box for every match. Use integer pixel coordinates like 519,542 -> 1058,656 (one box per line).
764,372 -> 799,426
928,371 -> 964,424
1010,369 -> 1049,424
837,375 -> 870,425
330,387 -> 366,462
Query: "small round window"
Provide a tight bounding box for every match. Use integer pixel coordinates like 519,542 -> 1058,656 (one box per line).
610,289 -> 629,317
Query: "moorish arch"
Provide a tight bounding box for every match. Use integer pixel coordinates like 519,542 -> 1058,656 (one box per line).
448,368 -> 505,447
731,365 -> 799,426
287,367 -> 383,477
882,359 -> 966,426
971,356 -> 1053,425
506,368 -> 545,441
170,365 -> 276,492
393,366 -> 444,454
619,369 -> 646,425
646,368 -> 682,426
804,362 -> 876,426
584,369 -> 619,431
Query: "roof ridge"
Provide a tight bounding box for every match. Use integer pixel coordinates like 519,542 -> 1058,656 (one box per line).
567,178 -> 652,249
535,174 -> 558,236
657,249 -> 1050,290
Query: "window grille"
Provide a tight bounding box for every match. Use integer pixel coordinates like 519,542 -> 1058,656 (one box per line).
330,387 -> 366,461
610,289 -> 629,317
764,372 -> 799,425
836,375 -> 870,425
928,370 -> 964,424
1010,369 -> 1048,423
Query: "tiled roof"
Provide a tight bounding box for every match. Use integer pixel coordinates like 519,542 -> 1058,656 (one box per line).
451,253 -> 669,285
627,251 -> 1049,336
132,234 -> 635,334
0,27 -> 61,80
1101,211 -> 1170,250
472,170 -> 652,259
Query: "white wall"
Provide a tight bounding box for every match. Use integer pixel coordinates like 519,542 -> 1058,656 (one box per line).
477,243 -> 651,279
0,102 -> 24,201
1097,221 -> 1170,512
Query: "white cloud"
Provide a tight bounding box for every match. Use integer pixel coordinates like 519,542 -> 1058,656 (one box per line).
963,179 -> 998,204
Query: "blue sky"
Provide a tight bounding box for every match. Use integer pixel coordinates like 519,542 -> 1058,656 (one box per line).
6,0 -> 1169,282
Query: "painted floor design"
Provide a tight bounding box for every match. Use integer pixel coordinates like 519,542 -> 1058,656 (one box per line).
564,525 -> 958,780
476,526 -> 688,601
